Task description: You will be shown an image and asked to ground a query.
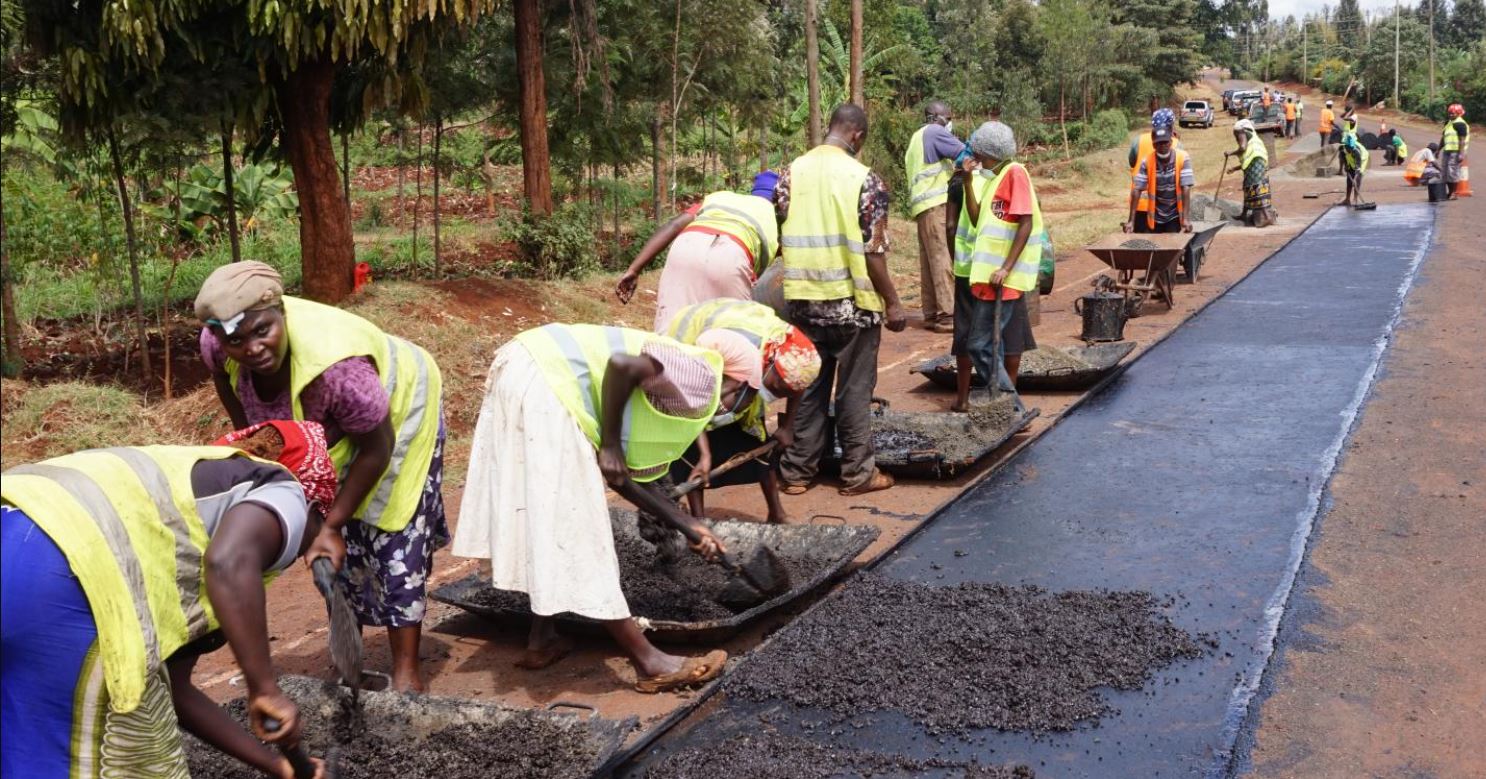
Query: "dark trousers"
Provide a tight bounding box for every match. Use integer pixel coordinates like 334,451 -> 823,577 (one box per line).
780,322 -> 881,488
1134,217 -> 1182,234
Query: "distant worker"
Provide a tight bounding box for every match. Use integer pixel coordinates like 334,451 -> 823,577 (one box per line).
455,323 -> 740,691
1319,100 -> 1335,147
1384,129 -> 1408,166
905,100 -> 968,333
616,172 -> 781,330
1,427 -> 338,778
951,121 -> 1045,414
775,103 -> 907,497
660,300 -> 821,524
1295,96 -> 1304,130
1127,108 -> 1182,229
1124,124 -> 1194,235
1229,119 -> 1275,227
1262,86 -> 1273,108
1406,142 -> 1440,186
1441,103 -> 1470,199
195,261 -> 445,693
1340,116 -> 1370,207
1284,97 -> 1297,139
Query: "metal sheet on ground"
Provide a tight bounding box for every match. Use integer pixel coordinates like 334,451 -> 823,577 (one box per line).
620,204 -> 1437,778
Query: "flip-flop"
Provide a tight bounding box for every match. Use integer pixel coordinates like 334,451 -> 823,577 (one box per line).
839,470 -> 894,496
514,636 -> 574,670
634,649 -> 728,694
781,481 -> 812,495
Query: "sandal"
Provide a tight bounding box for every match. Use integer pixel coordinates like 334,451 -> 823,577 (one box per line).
839,469 -> 894,496
514,636 -> 574,670
781,481 -> 812,495
634,649 -> 728,694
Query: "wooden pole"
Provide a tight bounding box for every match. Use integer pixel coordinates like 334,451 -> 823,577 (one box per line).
849,0 -> 864,107
514,0 -> 554,217
805,0 -> 822,146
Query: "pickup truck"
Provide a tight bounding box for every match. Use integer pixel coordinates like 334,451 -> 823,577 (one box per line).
1180,100 -> 1214,128
1247,100 -> 1285,136
1229,90 -> 1260,115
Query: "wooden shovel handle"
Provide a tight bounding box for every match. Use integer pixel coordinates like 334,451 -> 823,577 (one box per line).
669,440 -> 780,499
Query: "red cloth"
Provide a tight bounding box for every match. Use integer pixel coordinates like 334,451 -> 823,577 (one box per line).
214,420 -> 338,508
761,326 -> 822,392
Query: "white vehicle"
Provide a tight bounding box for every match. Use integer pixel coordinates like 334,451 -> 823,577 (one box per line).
1180,100 -> 1215,129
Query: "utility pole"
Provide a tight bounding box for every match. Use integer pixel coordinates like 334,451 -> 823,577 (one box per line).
849,0 -> 864,107
805,0 -> 821,146
1429,0 -> 1436,101
1393,0 -> 1401,109
1303,20 -> 1308,83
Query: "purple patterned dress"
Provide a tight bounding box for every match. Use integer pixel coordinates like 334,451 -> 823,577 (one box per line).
201,330 -> 449,627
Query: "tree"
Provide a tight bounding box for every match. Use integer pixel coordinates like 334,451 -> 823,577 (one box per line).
806,0 -> 823,145
1109,0 -> 1204,88
27,0 -> 493,304
1451,0 -> 1486,49
514,0 -> 554,217
850,0 -> 865,106
1334,0 -> 1366,51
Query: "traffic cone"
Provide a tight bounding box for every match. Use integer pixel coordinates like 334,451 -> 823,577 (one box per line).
1457,161 -> 1472,197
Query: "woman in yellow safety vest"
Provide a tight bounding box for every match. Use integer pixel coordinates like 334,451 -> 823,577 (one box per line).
455,323 -> 753,692
1,423 -> 337,779
194,261 -> 445,693
1440,103 -> 1470,199
615,172 -> 782,330
1228,120 -> 1275,227
661,299 -> 822,524
1339,115 -> 1371,207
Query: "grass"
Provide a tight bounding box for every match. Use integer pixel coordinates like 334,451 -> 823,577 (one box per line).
0,381 -> 189,462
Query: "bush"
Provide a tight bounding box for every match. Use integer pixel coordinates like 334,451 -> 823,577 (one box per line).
1082,109 -> 1131,152
505,202 -> 602,280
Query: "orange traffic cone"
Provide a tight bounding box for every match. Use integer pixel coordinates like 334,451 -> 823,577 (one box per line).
1457,161 -> 1472,196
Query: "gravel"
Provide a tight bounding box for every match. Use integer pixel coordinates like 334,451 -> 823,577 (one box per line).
726,573 -> 1210,734
643,732 -> 1035,778
1017,348 -> 1092,375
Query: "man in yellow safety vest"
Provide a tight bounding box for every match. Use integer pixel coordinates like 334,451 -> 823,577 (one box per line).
775,103 -> 907,497
904,100 -> 968,333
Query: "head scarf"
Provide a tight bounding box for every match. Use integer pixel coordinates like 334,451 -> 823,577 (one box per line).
1151,108 -> 1176,129
1325,99 -> 1334,107
761,326 -> 821,393
968,121 -> 1017,161
1448,103 -> 1465,117
214,420 -> 338,508
1234,119 -> 1256,134
696,328 -> 763,388
194,261 -> 284,335
751,170 -> 780,200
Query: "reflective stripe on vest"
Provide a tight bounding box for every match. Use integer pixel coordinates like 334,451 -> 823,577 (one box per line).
1241,134 -> 1269,170
662,299 -> 787,441
515,324 -> 722,482
1143,149 -> 1188,229
1443,120 -> 1469,153
1132,131 -> 1183,211
780,145 -> 884,311
689,191 -> 779,274
905,126 -> 954,217
2,446 -> 260,713
225,296 -> 442,533
956,163 -> 1045,292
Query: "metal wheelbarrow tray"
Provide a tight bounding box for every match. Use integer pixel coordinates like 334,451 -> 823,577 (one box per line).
826,399 -> 1038,480
1182,220 -> 1227,282
433,510 -> 880,644
1085,232 -> 1192,314
184,675 -> 635,779
911,342 -> 1139,393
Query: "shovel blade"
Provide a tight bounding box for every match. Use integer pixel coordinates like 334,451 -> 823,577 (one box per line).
312,558 -> 364,692
716,546 -> 792,611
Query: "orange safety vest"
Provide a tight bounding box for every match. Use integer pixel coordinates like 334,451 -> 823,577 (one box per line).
1284,102 -> 1296,120
1131,130 -> 1183,211
1319,109 -> 1335,132
1263,93 -> 1272,107
1141,149 -> 1188,229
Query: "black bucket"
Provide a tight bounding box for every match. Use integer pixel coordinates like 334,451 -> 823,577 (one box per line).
1428,180 -> 1448,203
1075,291 -> 1128,342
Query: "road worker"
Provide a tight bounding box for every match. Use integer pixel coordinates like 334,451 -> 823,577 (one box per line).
1440,103 -> 1470,199
905,100 -> 969,333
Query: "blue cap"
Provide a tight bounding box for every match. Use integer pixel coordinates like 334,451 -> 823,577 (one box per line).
751,170 -> 780,200
1152,125 -> 1173,142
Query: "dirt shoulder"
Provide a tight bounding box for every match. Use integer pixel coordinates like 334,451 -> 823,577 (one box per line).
1240,170 -> 1486,777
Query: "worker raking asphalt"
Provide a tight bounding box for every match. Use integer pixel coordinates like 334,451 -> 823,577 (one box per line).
622,203 -> 1439,777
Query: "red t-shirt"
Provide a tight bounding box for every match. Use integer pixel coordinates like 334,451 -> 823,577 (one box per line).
972,164 -> 1035,301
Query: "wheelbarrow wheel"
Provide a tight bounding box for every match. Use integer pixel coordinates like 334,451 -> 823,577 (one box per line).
1125,293 -> 1146,319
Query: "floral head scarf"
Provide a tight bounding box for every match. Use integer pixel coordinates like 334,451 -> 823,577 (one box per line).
214,420 -> 338,509
762,326 -> 822,393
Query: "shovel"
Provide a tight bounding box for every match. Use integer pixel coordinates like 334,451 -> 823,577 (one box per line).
262,716 -> 336,779
311,558 -> 363,703
1303,190 -> 1343,199
668,440 -> 780,499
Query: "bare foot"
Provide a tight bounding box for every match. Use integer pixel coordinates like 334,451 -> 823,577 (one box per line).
766,510 -> 790,525
950,401 -> 970,413
515,635 -> 574,670
389,664 -> 426,694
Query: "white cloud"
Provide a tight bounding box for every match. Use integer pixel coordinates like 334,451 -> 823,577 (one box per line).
1267,0 -> 1414,21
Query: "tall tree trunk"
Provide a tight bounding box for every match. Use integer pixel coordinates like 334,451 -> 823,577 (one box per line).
805,0 -> 822,146
1060,83 -> 1071,159
396,128 -> 407,219
221,123 -> 242,263
107,128 -> 152,385
413,125 -> 424,275
277,55 -> 355,303
612,162 -> 621,257
651,114 -> 663,219
514,0 -> 554,217
758,120 -> 768,170
341,132 -> 352,207
0,181 -> 20,375
849,0 -> 864,107
433,120 -> 443,278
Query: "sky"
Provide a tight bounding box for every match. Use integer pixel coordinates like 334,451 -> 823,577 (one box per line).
1266,0 -> 1416,21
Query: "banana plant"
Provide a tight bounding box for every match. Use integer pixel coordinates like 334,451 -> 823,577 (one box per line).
151,161 -> 298,240
788,17 -> 909,128
1,99 -> 59,164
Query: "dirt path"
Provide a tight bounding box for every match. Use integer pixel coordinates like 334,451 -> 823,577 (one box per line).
1238,161 -> 1486,778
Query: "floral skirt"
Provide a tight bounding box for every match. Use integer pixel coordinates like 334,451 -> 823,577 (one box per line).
340,419 -> 450,628
1243,160 -> 1272,212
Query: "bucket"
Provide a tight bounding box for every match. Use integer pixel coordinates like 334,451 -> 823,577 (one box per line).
1075,291 -> 1128,343
353,262 -> 372,292
1428,181 -> 1448,203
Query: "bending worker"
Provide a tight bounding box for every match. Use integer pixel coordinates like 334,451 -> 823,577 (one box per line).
662,300 -> 821,524
1124,123 -> 1194,235
195,261 -> 445,693
616,173 -> 781,330
776,103 -> 907,497
1441,103 -> 1470,199
1,423 -> 338,779
455,323 -> 742,691
952,121 -> 1046,414
1229,119 -> 1275,227
905,99 -> 968,333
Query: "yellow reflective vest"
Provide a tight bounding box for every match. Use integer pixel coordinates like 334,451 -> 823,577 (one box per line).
516,324 -> 722,481
1443,118 -> 1469,154
225,296 -> 442,533
952,162 -> 1045,293
780,145 -> 884,312
663,299 -> 789,441
1241,133 -> 1270,171
905,125 -> 955,217
688,191 -> 779,274
2,446 -> 280,713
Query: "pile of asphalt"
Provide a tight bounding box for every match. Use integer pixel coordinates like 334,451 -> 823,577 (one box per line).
643,732 -> 1035,778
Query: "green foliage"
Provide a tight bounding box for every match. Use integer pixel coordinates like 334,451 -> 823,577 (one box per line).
150,161 -> 299,241
505,203 -> 603,280
1,98 -> 58,163
1084,109 -> 1133,151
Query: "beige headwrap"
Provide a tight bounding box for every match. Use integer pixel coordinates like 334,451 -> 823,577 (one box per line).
194,261 -> 284,334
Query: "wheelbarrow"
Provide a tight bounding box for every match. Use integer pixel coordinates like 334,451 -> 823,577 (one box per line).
432,509 -> 879,644
184,675 -> 636,778
1182,221 -> 1226,282
1084,232 -> 1193,316
825,398 -> 1039,480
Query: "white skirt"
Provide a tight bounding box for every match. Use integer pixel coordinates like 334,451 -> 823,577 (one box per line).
453,342 -> 631,620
